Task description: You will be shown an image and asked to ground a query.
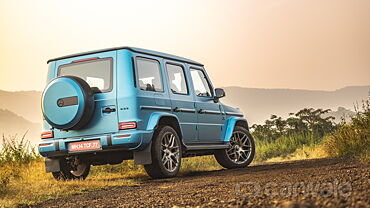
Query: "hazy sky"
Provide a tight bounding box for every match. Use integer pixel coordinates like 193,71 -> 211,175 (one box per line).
0,0 -> 369,91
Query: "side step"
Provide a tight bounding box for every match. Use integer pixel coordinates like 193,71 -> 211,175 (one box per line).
184,143 -> 230,151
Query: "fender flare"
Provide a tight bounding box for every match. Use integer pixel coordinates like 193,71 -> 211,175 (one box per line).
222,117 -> 249,142
146,112 -> 183,138
135,112 -> 182,165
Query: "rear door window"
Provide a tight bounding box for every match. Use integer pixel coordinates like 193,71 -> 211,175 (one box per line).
136,57 -> 163,92
166,64 -> 188,95
58,58 -> 113,93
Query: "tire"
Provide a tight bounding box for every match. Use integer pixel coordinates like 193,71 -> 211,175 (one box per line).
144,126 -> 182,179
52,157 -> 90,180
214,126 -> 255,169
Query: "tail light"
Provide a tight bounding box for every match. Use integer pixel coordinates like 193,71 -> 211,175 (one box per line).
41,131 -> 54,139
119,122 -> 137,130
39,143 -> 52,147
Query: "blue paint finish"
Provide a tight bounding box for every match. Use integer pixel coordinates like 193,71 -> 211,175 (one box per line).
52,51 -> 119,139
146,112 -> 181,132
39,46 -> 250,166
221,117 -> 248,142
42,77 -> 85,128
164,60 -> 198,143
187,65 -> 224,142
111,130 -> 153,150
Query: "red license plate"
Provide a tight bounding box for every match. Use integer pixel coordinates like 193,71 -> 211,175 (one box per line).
69,140 -> 101,152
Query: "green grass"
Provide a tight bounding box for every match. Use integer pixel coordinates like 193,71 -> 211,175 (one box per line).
323,100 -> 370,162
254,133 -> 322,162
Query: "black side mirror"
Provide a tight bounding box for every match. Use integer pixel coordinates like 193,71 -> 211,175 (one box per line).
214,88 -> 225,102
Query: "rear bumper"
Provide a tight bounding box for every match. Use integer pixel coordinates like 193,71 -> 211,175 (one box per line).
38,129 -> 153,158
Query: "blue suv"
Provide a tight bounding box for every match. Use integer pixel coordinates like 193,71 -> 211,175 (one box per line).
39,47 -> 255,179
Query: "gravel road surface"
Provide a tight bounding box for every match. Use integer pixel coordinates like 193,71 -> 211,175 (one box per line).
32,158 -> 369,208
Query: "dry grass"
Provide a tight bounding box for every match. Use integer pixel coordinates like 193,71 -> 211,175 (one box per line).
265,143 -> 328,163
323,100 -> 370,162
0,160 -> 139,207
0,155 -> 222,207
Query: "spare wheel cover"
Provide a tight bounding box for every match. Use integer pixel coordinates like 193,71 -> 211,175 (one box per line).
42,76 -> 95,130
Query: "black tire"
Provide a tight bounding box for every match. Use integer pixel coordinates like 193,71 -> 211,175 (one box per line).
214,126 -> 255,169
144,126 -> 182,179
52,157 -> 90,180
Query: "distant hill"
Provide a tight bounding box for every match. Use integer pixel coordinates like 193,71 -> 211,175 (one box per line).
0,109 -> 41,145
222,85 -> 369,124
0,90 -> 42,123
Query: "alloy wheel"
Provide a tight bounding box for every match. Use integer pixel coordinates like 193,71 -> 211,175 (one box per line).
161,132 -> 180,172
226,131 -> 252,164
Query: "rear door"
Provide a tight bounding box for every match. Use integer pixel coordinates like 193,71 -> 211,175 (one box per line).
53,51 -> 118,139
164,60 -> 197,143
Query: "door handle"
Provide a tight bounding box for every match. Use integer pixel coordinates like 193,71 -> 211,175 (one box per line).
102,107 -> 116,113
198,109 -> 205,114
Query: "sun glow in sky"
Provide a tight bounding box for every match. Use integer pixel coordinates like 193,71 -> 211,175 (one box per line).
0,0 -> 369,91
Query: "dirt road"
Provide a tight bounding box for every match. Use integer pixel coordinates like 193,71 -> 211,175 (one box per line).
33,158 -> 369,208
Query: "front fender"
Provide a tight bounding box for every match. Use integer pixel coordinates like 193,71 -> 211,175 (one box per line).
222,117 -> 249,142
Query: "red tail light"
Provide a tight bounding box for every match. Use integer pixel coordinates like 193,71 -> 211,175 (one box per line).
119,122 -> 137,130
41,131 -> 54,139
72,57 -> 98,63
39,143 -> 52,147
115,134 -> 131,138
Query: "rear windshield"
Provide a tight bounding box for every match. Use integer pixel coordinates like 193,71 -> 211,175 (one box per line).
58,58 -> 113,92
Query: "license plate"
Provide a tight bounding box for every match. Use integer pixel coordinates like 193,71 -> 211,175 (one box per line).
69,140 -> 101,152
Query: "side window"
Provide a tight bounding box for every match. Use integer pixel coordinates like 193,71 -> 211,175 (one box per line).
166,64 -> 188,95
190,68 -> 212,97
136,57 -> 163,92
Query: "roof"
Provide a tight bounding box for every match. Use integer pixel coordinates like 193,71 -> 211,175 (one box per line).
47,46 -> 203,66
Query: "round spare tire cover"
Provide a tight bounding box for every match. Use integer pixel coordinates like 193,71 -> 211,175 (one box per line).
42,76 -> 95,130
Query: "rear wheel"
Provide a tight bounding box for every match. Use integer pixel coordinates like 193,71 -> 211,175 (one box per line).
214,126 -> 255,169
52,157 -> 90,180
144,126 -> 182,179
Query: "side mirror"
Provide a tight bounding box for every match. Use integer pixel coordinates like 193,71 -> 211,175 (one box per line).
214,88 -> 225,102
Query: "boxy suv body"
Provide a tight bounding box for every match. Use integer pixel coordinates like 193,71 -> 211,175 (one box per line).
39,47 -> 255,179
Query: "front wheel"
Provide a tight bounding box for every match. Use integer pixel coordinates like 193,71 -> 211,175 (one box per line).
144,126 -> 182,179
214,126 -> 255,169
52,157 -> 90,180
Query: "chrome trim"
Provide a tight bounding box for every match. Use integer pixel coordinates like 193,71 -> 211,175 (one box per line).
140,106 -> 172,111
203,110 -> 222,115
174,108 -> 196,113
225,112 -> 244,117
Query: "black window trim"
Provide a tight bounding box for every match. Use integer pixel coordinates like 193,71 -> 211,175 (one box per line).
165,61 -> 190,96
189,67 -> 214,98
57,57 -> 114,93
135,56 -> 165,93
131,57 -> 137,88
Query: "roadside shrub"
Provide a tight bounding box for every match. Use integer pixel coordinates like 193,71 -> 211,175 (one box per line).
0,134 -> 40,165
0,168 -> 11,195
0,134 -> 40,196
323,99 -> 370,162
